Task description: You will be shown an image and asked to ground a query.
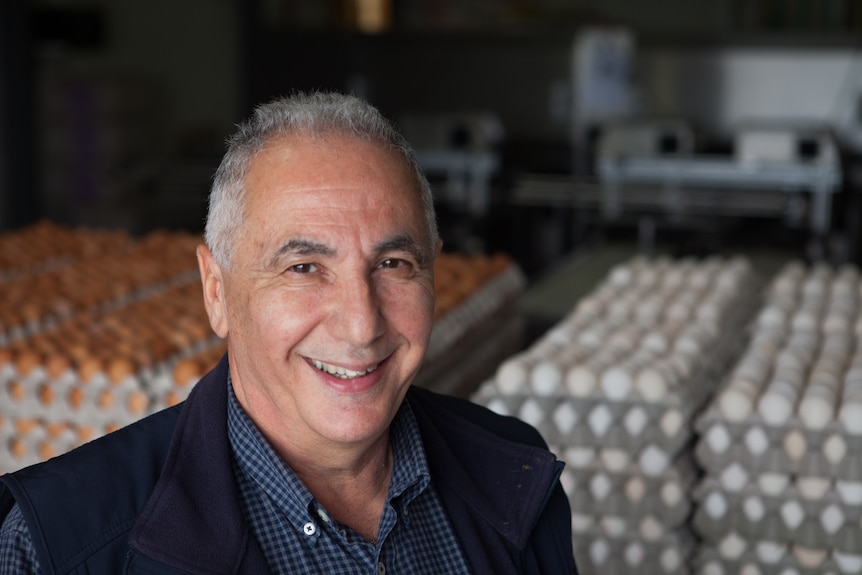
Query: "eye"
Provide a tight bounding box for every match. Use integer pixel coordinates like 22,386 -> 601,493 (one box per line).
288,263 -> 318,274
379,258 -> 407,270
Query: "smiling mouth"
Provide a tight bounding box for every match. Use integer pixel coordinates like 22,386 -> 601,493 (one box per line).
310,358 -> 380,380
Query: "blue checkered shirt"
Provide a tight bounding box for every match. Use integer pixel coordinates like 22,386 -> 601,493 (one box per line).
0,506 -> 39,574
227,378 -> 471,574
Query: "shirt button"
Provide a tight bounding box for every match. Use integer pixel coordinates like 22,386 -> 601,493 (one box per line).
303,522 -> 316,536
377,561 -> 386,575
317,508 -> 330,523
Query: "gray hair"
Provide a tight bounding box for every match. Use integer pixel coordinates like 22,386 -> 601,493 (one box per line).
204,91 -> 438,268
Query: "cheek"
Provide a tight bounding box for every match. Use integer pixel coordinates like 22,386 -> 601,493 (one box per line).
382,282 -> 436,336
234,288 -> 322,351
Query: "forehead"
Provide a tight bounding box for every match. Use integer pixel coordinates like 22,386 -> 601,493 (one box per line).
238,134 -> 428,254
245,133 -> 418,202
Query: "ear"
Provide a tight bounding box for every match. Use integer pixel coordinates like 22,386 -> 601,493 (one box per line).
197,244 -> 230,339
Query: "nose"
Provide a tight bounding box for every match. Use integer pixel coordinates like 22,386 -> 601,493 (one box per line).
333,273 -> 385,347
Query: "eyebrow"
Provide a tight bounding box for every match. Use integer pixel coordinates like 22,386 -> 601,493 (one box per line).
268,234 -> 429,269
374,234 -> 430,266
268,238 -> 334,269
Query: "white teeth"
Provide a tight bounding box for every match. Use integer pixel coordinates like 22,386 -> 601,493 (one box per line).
311,359 -> 378,379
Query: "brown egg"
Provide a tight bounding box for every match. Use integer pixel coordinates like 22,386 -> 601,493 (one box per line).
45,353 -> 71,379
97,390 -> 115,410
77,356 -> 103,383
67,386 -> 85,409
14,418 -> 38,435
67,344 -> 91,364
168,330 -> 191,352
8,380 -> 26,402
43,422 -> 68,439
183,320 -> 212,342
20,301 -> 42,323
37,441 -> 55,461
134,347 -> 159,369
164,390 -> 182,407
14,349 -> 41,376
150,339 -> 179,363
38,383 -> 55,406
107,357 -> 136,385
30,334 -> 55,355
75,425 -> 94,444
172,359 -> 202,387
9,437 -> 26,459
126,390 -> 149,415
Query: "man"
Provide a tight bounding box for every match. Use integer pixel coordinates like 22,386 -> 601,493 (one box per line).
0,92 -> 575,574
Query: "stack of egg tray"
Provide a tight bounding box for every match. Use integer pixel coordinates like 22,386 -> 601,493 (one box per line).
473,255 -> 759,575
693,262 -> 862,575
0,341 -> 226,473
417,257 -> 526,396
425,255 -> 525,363
0,228 -> 226,473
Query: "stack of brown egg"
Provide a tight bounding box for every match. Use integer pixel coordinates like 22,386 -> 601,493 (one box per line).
428,251 -> 524,362
0,224 -> 220,472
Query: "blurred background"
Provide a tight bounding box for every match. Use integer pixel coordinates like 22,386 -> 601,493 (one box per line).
3,0 -> 862,278
8,4 -> 862,573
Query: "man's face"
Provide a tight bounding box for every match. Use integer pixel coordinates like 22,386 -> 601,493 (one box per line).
198,135 -> 437,452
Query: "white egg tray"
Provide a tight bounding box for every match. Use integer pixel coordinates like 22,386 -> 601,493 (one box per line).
695,479 -> 862,541
563,452 -> 698,532
696,402 -> 862,472
573,526 -> 697,575
425,263 -> 526,362
0,349 -> 208,427
476,392 -> 698,457
693,544 -> 862,575
471,255 -> 761,575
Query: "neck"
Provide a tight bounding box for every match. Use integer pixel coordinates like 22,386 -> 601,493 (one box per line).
288,433 -> 392,489
289,436 -> 394,543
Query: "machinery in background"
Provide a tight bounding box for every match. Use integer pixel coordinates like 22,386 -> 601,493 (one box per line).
595,121 -> 842,256
513,120 -> 844,262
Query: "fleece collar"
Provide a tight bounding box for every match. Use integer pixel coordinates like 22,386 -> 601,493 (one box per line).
406,386 -> 562,550
128,354 -> 269,574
